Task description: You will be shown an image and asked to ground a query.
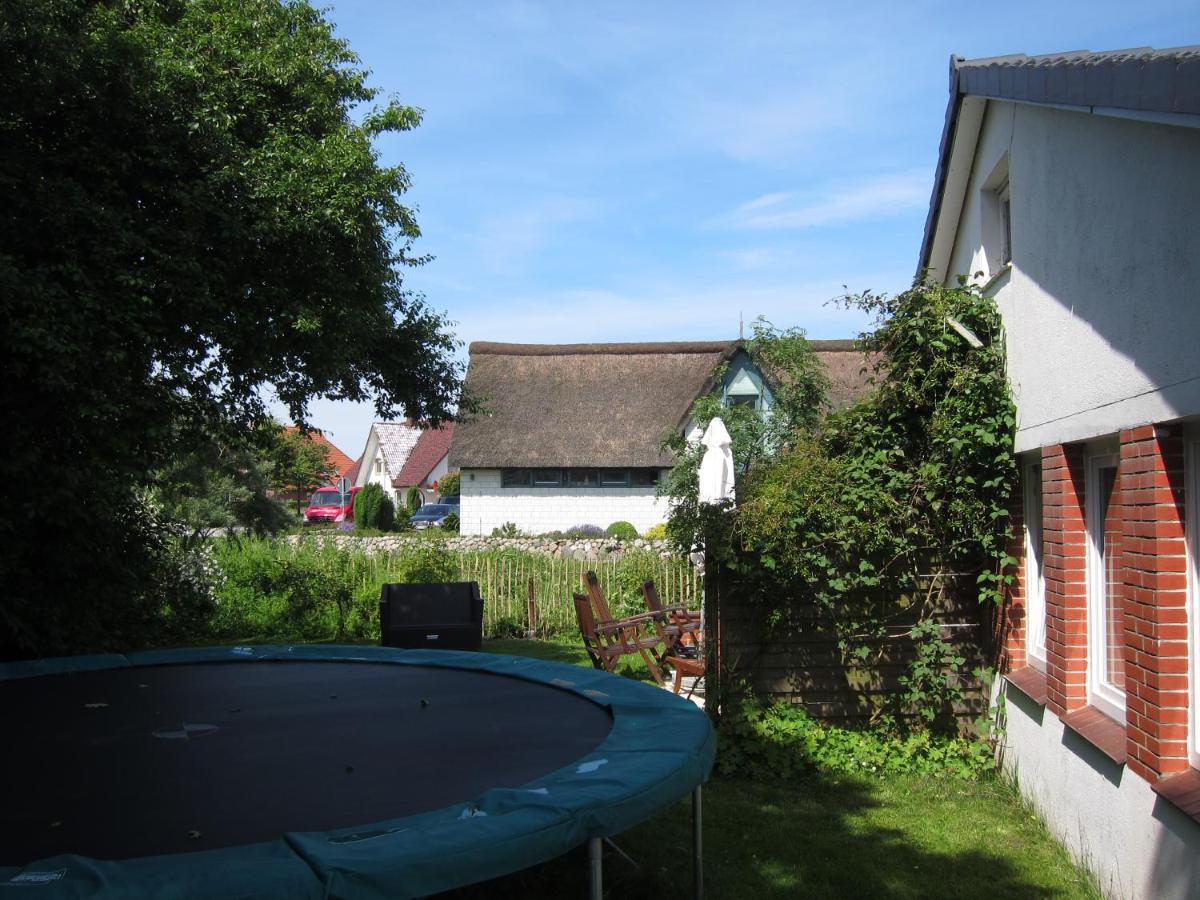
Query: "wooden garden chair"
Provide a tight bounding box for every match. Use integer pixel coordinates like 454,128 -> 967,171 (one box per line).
580,572 -> 669,684
572,592 -> 666,684
641,579 -> 702,655
640,579 -> 705,698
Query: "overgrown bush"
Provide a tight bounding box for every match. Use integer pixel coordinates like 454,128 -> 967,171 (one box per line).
669,281 -> 1017,735
643,523 -> 668,540
441,512 -> 460,533
606,521 -> 638,540
492,522 -> 521,538
717,700 -> 993,782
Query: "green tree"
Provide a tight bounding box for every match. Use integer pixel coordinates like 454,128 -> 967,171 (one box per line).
272,428 -> 339,515
0,0 -> 464,659
405,485 -> 424,516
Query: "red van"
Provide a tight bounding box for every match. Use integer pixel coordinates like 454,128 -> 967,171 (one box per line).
304,486 -> 361,525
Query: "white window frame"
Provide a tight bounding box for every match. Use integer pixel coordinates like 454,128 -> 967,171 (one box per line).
1085,447 -> 1125,721
1023,457 -> 1047,671
1186,437 -> 1200,769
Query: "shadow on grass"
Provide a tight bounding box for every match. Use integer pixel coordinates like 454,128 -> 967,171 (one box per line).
435,771 -> 1095,899
432,667 -> 1095,900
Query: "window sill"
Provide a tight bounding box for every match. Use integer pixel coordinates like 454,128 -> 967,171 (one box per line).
1004,667 -> 1048,705
981,262 -> 1012,295
1152,768 -> 1200,825
1061,706 -> 1127,765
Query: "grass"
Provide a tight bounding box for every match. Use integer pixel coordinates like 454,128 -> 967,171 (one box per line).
445,637 -> 1101,900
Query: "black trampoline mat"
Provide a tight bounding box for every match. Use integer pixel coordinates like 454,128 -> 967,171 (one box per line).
0,661 -> 613,863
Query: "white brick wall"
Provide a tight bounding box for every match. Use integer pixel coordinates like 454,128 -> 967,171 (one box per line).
458,469 -> 672,536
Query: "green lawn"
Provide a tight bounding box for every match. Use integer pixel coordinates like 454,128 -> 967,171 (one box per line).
450,637 -> 1099,899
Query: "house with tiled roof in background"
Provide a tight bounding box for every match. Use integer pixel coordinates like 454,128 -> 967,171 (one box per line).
354,421 -> 455,506
450,339 -> 871,537
918,45 -> 1200,898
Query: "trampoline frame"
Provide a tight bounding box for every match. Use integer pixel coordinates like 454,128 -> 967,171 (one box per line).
0,644 -> 715,899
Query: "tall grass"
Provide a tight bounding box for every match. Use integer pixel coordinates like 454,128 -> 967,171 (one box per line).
209,537 -> 700,643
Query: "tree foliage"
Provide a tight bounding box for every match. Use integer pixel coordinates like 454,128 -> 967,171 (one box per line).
0,0 -> 463,658
272,429 -> 338,514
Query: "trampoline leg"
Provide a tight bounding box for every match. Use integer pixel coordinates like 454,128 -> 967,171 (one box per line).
589,836 -> 603,900
693,786 -> 704,899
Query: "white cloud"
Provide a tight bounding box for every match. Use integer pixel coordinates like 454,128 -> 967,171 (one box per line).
728,170 -> 931,230
472,196 -> 597,272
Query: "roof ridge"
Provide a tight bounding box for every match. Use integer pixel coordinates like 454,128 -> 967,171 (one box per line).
469,339 -> 861,356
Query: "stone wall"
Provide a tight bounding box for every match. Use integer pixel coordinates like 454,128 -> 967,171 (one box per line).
287,533 -> 677,561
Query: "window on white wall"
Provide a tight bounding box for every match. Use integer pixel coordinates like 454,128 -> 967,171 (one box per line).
1086,446 -> 1124,721
1023,458 -> 1047,671
1187,437 -> 1200,769
980,155 -> 1011,279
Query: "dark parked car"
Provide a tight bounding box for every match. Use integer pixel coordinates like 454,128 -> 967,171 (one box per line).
410,503 -> 455,529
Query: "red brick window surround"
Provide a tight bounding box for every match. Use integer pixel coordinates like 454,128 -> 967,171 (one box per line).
1186,436 -> 1200,772
1119,424 -> 1189,783
1042,443 -> 1088,719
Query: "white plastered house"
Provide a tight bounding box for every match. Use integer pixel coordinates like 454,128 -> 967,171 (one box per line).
919,45 -> 1200,899
354,421 -> 455,506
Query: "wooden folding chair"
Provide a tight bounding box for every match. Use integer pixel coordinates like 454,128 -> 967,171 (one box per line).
642,579 -> 702,655
580,572 -> 668,685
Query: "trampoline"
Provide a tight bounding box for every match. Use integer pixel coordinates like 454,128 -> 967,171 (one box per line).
0,644 -> 715,898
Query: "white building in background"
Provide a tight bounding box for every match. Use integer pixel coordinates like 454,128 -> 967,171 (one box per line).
354,421 -> 455,506
918,45 -> 1200,899
449,339 -> 870,537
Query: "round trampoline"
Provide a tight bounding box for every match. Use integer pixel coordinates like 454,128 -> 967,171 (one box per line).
0,645 -> 715,898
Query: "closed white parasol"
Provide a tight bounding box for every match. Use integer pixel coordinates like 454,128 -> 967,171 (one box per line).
690,417 -> 735,578
697,417 -> 735,506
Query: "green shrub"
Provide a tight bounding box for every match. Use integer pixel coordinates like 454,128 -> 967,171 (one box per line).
405,485 -> 423,516
642,523 -> 668,540
436,471 -> 460,498
610,550 -> 663,618
392,542 -> 456,584
376,496 -> 395,532
717,700 -> 994,782
354,483 -> 386,530
492,522 -> 521,538
441,511 -> 460,533
606,521 -> 638,540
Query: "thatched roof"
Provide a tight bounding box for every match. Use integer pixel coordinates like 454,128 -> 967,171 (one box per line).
451,339 -> 875,469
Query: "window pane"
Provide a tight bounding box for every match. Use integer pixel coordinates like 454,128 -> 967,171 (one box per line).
599,469 -> 628,486
532,468 -> 562,486
567,468 -> 598,487
631,468 -> 659,486
1024,463 -> 1046,662
1098,465 -> 1123,690
728,394 -> 757,408
501,468 -> 530,487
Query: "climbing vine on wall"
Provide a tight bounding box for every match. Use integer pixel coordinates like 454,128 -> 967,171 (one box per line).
678,281 -> 1018,732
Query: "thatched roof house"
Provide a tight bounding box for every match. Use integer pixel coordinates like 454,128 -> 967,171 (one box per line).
450,338 -> 873,536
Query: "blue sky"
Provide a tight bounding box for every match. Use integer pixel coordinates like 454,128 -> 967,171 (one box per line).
282,0 -> 1197,453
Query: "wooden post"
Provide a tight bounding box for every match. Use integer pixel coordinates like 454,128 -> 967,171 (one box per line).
527,578 -> 537,639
